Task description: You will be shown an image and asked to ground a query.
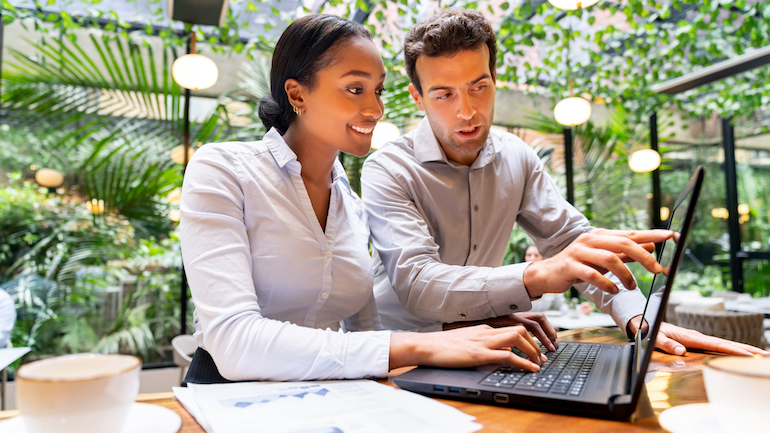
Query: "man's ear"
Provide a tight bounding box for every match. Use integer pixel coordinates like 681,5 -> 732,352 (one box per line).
407,83 -> 424,111
284,78 -> 305,111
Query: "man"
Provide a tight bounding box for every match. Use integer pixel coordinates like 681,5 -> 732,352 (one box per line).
361,8 -> 765,356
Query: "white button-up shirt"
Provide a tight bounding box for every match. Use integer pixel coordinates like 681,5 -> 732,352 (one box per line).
180,128 -> 390,381
362,118 -> 652,332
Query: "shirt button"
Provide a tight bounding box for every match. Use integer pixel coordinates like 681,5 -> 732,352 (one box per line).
474,204 -> 479,211
323,250 -> 332,258
321,292 -> 329,299
460,314 -> 466,319
510,304 -> 518,310
473,244 -> 477,251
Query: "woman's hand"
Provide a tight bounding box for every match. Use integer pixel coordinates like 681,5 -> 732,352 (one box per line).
389,325 -> 547,373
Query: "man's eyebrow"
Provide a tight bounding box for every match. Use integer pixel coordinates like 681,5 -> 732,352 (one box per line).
341,70 -> 387,80
427,74 -> 492,93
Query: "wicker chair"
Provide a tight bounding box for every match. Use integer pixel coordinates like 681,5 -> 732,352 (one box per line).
675,308 -> 765,348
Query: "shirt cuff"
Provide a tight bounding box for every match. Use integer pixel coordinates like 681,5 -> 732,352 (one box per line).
343,330 -> 392,379
486,263 -> 533,317
603,287 -> 649,336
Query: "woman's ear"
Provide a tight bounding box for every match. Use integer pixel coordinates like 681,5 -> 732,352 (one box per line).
285,78 -> 305,112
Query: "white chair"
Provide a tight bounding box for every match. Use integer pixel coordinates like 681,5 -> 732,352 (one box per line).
171,335 -> 198,385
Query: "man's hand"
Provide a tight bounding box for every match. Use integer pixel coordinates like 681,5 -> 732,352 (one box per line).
444,313 -> 559,351
654,322 -> 768,356
523,229 -> 673,298
628,316 -> 769,356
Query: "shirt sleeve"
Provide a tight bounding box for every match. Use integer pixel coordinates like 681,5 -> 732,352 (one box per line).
512,151 -> 648,333
575,273 -> 649,334
362,157 -> 533,323
180,146 -> 390,381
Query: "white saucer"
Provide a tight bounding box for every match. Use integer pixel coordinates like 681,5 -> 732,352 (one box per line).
658,403 -> 723,433
0,402 -> 182,433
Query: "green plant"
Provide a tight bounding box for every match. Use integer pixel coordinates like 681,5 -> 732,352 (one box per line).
2,30 -> 236,237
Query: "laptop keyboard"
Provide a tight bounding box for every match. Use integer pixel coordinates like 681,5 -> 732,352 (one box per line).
479,343 -> 601,396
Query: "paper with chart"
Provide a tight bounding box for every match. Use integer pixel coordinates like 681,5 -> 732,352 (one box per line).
176,380 -> 480,433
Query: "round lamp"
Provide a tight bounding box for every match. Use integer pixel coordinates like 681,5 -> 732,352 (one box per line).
548,0 -> 601,10
172,54 -> 219,90
554,97 -> 592,126
169,209 -> 181,222
167,188 -> 182,205
660,206 -> 670,222
371,122 -> 401,150
35,168 -> 64,188
711,208 -> 729,219
738,204 -> 750,215
171,145 -> 196,165
628,149 -> 661,173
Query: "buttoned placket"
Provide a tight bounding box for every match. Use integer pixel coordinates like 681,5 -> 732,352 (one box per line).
285,161 -> 337,327
468,167 -> 481,258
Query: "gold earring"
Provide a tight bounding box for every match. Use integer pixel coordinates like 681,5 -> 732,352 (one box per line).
293,105 -> 302,116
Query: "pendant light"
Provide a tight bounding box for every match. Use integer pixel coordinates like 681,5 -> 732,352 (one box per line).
554,80 -> 592,126
628,148 -> 661,173
172,34 -> 218,91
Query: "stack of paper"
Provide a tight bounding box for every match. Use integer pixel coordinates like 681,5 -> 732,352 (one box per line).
174,380 -> 481,433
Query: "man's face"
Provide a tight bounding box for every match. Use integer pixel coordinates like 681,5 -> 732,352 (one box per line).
408,44 -> 496,166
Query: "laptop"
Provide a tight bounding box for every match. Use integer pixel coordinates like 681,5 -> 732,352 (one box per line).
393,166 -> 705,420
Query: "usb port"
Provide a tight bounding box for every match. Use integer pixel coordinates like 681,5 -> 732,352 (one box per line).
493,393 -> 510,404
448,387 -> 460,393
433,385 -> 445,391
466,389 -> 481,397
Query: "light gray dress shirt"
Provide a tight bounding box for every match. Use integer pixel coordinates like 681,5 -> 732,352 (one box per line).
362,118 -> 652,333
180,128 -> 390,381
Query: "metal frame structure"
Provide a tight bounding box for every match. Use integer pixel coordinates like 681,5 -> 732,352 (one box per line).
652,46 -> 770,293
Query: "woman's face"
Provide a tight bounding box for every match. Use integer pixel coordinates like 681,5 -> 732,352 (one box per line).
525,246 -> 543,262
299,36 -> 386,158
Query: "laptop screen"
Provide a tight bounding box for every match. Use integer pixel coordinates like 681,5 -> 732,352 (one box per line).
632,166 -> 704,383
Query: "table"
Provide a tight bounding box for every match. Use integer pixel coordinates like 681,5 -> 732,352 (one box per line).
725,297 -> 770,317
0,328 -> 713,432
544,311 -> 617,330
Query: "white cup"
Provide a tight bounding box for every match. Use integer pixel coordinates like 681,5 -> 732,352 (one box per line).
703,356 -> 770,433
16,353 -> 141,433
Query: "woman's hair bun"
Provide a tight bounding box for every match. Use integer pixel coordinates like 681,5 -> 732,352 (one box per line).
258,94 -> 291,135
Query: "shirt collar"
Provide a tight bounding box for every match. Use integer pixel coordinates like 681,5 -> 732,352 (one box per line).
264,127 -> 352,192
264,127 -> 298,168
413,117 -> 503,169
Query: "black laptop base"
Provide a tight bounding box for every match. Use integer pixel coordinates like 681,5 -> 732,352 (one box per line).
394,341 -> 638,420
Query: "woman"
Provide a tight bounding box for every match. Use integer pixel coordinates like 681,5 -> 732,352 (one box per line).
180,14 -> 545,383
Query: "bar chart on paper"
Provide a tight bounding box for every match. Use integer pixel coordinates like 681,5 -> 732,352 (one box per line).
176,381 -> 482,433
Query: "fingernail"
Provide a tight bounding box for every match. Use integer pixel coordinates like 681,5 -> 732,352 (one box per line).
674,346 -> 685,356
548,343 -> 555,352
554,340 -> 559,349
532,363 -> 540,372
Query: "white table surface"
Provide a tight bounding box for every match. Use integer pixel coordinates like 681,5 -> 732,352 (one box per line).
0,348 -> 31,370
543,311 -> 617,330
724,297 -> 770,316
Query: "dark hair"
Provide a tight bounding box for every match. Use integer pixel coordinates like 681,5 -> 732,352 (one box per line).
404,9 -> 497,95
258,14 -> 372,135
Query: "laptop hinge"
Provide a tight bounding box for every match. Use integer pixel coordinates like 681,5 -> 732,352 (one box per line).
610,342 -> 635,398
